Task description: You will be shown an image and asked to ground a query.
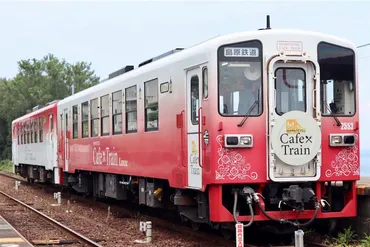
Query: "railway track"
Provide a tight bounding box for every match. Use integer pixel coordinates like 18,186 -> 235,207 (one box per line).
0,171 -> 234,246
0,171 -> 333,247
0,185 -> 102,246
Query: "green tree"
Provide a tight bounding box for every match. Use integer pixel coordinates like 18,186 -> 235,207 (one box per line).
0,53 -> 100,160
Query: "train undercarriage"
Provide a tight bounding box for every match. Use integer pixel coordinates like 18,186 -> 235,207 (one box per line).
14,163 -> 353,238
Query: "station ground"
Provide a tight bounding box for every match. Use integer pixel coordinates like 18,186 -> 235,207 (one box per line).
0,215 -> 33,247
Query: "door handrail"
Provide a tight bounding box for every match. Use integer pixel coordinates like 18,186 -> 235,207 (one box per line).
198,107 -> 203,168
180,110 -> 186,167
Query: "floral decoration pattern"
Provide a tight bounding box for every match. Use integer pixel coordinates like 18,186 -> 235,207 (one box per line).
215,135 -> 258,180
325,145 -> 360,178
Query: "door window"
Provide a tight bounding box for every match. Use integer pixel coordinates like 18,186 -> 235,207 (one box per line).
190,76 -> 200,125
275,68 -> 306,115
65,113 -> 68,131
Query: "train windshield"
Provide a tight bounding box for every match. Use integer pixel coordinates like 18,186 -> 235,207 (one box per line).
318,42 -> 356,116
218,40 -> 263,116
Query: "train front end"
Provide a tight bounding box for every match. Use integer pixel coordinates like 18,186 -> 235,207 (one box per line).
207,30 -> 359,231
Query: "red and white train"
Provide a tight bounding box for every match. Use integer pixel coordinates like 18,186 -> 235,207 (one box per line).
11,19 -> 360,234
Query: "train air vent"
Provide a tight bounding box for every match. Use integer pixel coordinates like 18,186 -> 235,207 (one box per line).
46,100 -> 58,106
108,65 -> 134,79
138,48 -> 184,68
32,105 -> 43,111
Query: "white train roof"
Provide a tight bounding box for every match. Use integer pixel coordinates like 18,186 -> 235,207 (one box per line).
14,29 -> 356,115
12,101 -> 57,125
57,28 -> 356,106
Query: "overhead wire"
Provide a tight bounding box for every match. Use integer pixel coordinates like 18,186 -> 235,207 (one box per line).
358,43 -> 370,48
357,43 -> 370,60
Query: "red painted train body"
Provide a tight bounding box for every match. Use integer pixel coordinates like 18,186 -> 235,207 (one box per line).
12,27 -> 360,234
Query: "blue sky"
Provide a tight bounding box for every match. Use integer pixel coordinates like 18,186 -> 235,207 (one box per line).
1,1 -> 370,171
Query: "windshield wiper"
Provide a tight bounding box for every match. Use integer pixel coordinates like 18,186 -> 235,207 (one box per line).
237,100 -> 259,127
325,101 -> 341,126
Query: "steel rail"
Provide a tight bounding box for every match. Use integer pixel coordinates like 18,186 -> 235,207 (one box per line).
0,171 -> 23,180
0,190 -> 102,247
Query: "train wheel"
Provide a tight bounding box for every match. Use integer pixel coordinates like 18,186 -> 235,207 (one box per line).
220,228 -> 233,240
210,222 -> 220,230
328,219 -> 337,234
191,222 -> 201,231
180,215 -> 188,224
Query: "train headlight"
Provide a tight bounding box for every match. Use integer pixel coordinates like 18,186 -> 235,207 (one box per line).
329,134 -> 356,147
224,134 -> 253,148
240,136 -> 252,145
331,135 -> 342,145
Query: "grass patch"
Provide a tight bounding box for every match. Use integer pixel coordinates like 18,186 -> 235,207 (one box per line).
0,160 -> 13,173
322,226 -> 370,247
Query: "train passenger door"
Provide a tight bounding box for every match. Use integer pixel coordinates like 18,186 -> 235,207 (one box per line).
186,67 -> 202,189
268,58 -> 321,182
62,109 -> 69,172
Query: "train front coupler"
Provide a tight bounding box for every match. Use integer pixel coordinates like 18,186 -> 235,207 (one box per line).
281,185 -> 316,212
253,185 -> 323,228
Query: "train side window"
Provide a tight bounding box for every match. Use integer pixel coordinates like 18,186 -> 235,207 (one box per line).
27,122 -> 30,144
34,119 -> 38,143
39,117 -> 43,142
90,98 -> 99,137
31,120 -> 34,143
81,101 -> 89,138
101,94 -> 110,136
203,67 -> 208,99
144,79 -> 159,132
72,105 -> 78,139
125,86 -> 137,133
112,91 -> 122,135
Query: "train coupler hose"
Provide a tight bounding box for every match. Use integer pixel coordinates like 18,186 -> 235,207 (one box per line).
253,192 -> 322,228
233,190 -> 255,228
232,188 -> 326,228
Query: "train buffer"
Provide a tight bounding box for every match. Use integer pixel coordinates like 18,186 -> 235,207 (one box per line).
0,215 -> 33,247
